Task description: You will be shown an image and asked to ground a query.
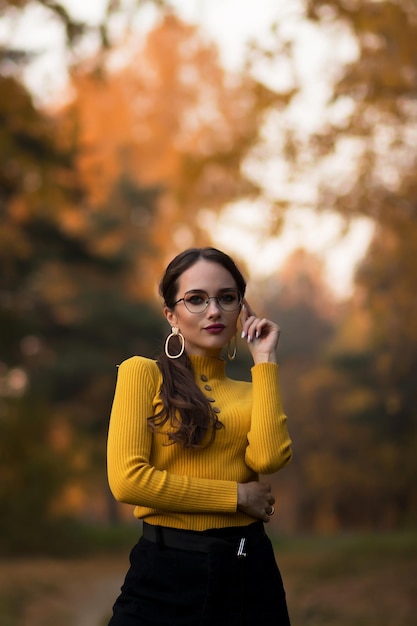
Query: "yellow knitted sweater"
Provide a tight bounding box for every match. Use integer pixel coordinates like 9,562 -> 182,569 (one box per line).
107,354 -> 292,531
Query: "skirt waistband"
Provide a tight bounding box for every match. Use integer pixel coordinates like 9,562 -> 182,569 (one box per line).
142,521 -> 265,556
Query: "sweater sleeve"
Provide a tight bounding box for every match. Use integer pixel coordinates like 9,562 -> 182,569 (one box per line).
107,357 -> 238,513
244,362 -> 292,474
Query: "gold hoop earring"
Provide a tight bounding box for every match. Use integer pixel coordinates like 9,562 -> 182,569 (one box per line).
165,327 -> 185,359
227,332 -> 237,361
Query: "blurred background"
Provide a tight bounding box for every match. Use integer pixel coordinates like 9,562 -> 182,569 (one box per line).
0,1 -> 416,624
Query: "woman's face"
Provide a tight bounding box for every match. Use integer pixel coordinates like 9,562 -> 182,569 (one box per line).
165,259 -> 241,358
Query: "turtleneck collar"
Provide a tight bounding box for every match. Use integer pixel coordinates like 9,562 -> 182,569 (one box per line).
188,354 -> 227,380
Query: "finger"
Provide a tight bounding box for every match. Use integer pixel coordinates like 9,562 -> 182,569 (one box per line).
261,508 -> 272,523
248,319 -> 280,343
242,298 -> 256,318
252,319 -> 268,340
241,312 -> 257,340
245,318 -> 264,342
240,302 -> 249,326
254,319 -> 274,338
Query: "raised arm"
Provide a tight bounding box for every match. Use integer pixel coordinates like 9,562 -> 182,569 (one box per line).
240,300 -> 292,474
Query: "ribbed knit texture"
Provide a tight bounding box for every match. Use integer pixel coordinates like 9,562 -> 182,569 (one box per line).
107,354 -> 292,531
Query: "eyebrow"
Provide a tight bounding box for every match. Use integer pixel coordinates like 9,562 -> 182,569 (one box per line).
185,288 -> 238,294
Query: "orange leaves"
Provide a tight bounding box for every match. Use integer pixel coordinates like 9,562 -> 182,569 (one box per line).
63,13 -> 275,259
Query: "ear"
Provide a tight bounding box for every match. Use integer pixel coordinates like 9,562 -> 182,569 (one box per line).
164,307 -> 178,328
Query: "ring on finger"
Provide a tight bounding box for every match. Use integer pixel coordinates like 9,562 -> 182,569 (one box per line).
266,506 -> 275,516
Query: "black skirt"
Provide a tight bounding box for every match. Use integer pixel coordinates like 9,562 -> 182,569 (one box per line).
108,521 -> 291,626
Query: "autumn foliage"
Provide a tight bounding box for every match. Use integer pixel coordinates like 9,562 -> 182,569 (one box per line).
0,1 -> 416,552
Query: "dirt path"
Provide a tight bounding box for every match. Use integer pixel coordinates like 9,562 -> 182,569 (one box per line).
0,555 -> 128,626
63,559 -> 126,626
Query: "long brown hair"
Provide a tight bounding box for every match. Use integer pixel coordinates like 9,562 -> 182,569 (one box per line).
148,247 -> 246,448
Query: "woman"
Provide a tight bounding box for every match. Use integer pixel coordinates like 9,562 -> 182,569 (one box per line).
107,247 -> 292,625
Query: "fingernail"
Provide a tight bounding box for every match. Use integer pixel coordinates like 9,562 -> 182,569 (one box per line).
255,331 -> 259,339
241,331 -> 246,339
247,335 -> 251,343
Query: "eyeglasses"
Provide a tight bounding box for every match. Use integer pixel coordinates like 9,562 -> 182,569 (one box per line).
174,289 -> 242,314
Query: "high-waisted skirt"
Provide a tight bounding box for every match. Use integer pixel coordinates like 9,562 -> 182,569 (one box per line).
108,521 -> 291,626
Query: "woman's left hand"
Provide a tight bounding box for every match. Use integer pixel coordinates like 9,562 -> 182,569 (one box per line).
240,299 -> 280,364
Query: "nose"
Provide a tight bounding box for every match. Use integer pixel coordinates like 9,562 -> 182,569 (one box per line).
206,297 -> 221,315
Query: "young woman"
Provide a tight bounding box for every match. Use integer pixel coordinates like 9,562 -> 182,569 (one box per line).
107,247 -> 292,625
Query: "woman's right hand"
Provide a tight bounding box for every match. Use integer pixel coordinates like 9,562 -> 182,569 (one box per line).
237,481 -> 276,523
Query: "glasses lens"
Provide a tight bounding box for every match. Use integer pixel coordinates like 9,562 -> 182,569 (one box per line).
182,290 -> 241,313
183,291 -> 208,313
217,290 -> 241,311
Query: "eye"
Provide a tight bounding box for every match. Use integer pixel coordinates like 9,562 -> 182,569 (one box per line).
219,291 -> 238,304
186,292 -> 206,305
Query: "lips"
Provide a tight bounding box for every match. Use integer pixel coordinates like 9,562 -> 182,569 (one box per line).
204,324 -> 225,334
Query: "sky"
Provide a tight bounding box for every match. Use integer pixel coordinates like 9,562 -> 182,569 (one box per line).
0,0 -> 374,298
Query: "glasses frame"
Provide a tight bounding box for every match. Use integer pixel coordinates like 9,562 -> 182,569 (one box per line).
174,289 -> 243,314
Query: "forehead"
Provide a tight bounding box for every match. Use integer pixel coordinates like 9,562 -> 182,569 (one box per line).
177,260 -> 237,293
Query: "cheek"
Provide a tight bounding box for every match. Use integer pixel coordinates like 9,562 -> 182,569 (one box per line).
176,312 -> 195,331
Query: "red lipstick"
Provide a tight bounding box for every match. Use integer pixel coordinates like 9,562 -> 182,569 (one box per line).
204,324 -> 225,334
